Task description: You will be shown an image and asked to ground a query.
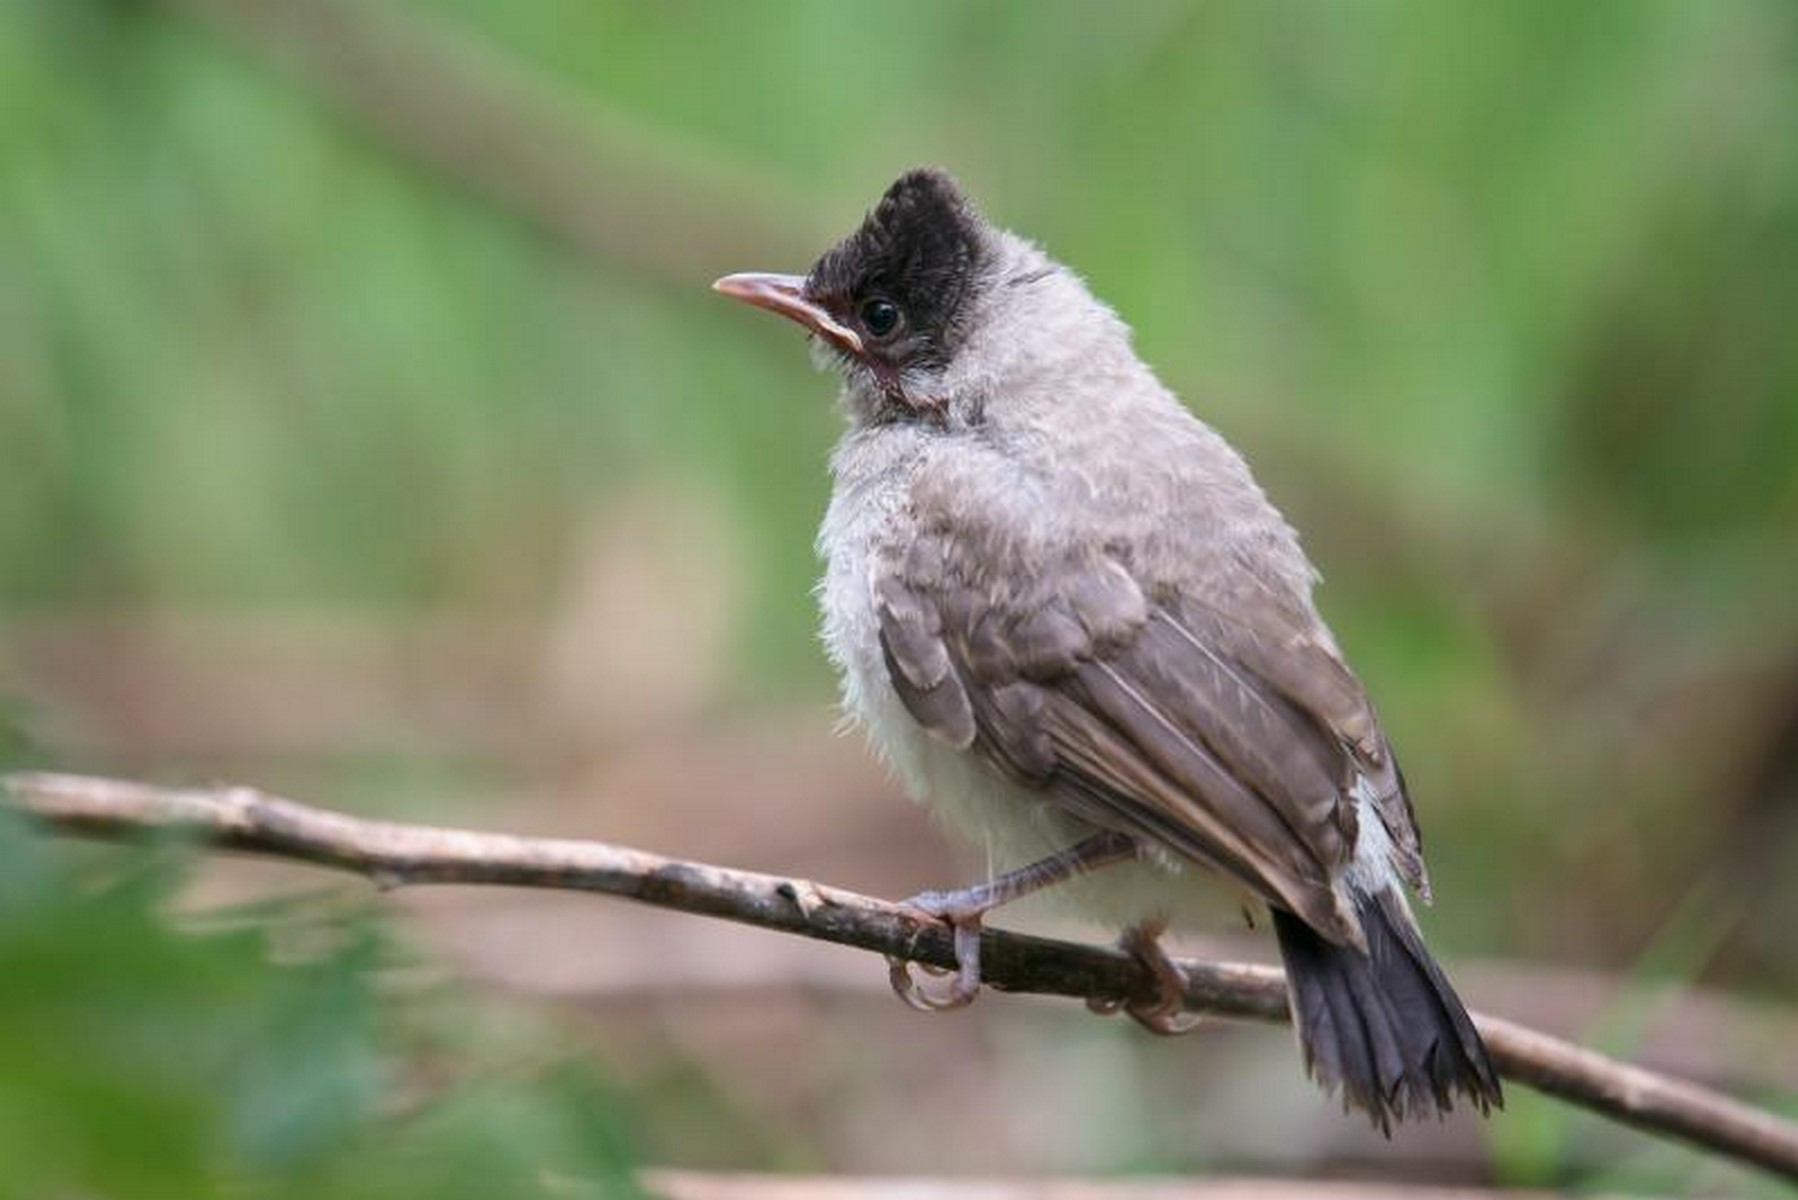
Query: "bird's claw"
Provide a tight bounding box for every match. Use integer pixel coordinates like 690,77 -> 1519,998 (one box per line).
888,899 -> 985,1012
1105,920 -> 1204,1036
887,954 -> 977,1011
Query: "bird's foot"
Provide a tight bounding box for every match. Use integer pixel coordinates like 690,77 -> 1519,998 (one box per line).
887,889 -> 988,1013
882,839 -> 1141,1015
1087,919 -> 1202,1035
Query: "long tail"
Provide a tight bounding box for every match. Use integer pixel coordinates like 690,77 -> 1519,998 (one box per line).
1272,886 -> 1502,1132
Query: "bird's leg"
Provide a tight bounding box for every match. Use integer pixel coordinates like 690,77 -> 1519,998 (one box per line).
1086,917 -> 1203,1035
888,831 -> 1137,1012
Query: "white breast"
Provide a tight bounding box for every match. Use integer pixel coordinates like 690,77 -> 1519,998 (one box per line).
816,430 -> 1240,932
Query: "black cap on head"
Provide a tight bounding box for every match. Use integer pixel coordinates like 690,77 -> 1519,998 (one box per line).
806,168 -> 990,368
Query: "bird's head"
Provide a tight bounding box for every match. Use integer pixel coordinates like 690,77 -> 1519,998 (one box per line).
716,168 -> 1118,429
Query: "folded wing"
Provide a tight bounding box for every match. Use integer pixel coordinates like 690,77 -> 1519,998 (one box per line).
874,532 -> 1425,944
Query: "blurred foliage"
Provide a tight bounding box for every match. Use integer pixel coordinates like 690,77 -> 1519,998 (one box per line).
1,0 -> 1796,1190
0,813 -> 641,1198
7,0 -> 1788,967
7,1 -> 1793,673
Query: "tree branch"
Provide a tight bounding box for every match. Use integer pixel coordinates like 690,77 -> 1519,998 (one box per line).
641,1168 -> 1633,1200
5,771 -> 1795,1183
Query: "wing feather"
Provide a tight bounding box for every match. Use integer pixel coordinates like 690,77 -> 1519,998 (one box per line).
1170,590 -> 1428,890
875,542 -> 1396,942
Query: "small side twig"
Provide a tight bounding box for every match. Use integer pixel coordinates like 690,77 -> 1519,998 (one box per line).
4,770 -> 1796,1183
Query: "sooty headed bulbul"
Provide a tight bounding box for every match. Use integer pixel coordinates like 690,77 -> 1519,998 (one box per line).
714,168 -> 1501,1130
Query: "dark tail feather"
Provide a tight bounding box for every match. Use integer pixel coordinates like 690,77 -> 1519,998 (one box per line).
1273,887 -> 1502,1133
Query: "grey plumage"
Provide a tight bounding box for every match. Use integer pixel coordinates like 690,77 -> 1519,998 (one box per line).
720,168 -> 1499,1129
1274,890 -> 1499,1130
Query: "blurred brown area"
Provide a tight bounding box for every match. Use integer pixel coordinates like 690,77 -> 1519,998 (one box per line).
6,0 -> 1798,1191
10,601 -> 1794,1183
642,1171 -> 1631,1200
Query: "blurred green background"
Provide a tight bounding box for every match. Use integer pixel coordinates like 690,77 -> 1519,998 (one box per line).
3,0 -> 1796,1195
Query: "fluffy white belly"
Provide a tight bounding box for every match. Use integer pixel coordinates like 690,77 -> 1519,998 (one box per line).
816,435 -> 1246,936
834,616 -> 1242,934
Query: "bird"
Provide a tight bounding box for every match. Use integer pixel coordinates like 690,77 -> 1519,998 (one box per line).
713,167 -> 1501,1131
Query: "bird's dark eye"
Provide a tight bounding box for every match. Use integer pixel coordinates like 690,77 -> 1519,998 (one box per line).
859,298 -> 901,339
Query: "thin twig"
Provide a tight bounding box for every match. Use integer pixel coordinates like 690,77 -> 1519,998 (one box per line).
640,1168 -> 1597,1200
5,771 -> 1796,1183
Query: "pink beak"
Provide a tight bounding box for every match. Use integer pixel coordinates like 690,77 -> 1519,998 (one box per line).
712,272 -> 864,354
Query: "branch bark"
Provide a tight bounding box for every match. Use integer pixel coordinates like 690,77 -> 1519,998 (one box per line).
641,1169 -> 1604,1200
5,771 -> 1795,1183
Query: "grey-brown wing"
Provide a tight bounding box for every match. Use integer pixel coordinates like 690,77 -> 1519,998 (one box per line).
1173,583 -> 1428,897
874,540 -> 1419,944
